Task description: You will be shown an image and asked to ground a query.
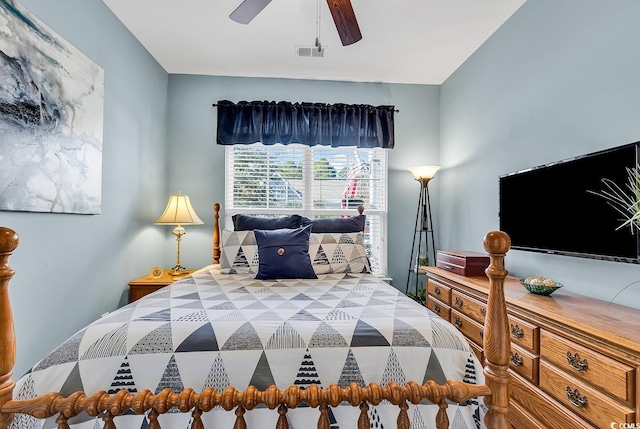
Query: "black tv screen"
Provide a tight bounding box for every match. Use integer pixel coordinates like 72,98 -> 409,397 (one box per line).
499,142 -> 640,263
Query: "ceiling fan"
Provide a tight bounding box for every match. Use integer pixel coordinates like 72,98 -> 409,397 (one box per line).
229,0 -> 362,46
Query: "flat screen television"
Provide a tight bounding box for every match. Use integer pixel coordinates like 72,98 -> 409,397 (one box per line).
499,142 -> 640,264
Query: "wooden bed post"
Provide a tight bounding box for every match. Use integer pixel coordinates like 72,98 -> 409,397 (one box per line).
213,203 -> 221,264
482,231 -> 511,429
0,228 -> 19,429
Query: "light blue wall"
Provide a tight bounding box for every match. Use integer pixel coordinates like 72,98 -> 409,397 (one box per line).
0,0 -> 169,376
440,0 -> 640,308
165,75 -> 440,289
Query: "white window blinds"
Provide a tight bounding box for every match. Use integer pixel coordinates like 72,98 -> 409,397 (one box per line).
225,144 -> 388,274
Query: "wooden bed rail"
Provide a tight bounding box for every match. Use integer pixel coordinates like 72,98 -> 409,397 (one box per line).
0,226 -> 511,429
2,380 -> 490,429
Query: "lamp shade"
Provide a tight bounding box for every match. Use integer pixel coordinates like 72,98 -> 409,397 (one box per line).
155,194 -> 203,225
408,165 -> 441,181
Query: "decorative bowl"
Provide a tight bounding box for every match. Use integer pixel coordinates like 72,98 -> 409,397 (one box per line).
519,279 -> 563,296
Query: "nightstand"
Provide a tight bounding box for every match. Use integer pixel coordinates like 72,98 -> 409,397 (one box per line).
128,270 -> 194,302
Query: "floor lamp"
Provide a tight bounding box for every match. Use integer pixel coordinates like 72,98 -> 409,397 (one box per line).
405,165 -> 441,300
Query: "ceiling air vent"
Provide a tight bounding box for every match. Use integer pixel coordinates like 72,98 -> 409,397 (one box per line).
296,46 -> 325,58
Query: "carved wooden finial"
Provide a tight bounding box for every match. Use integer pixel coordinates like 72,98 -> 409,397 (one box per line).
357,205 -> 365,215
483,231 -> 511,255
0,228 -> 19,255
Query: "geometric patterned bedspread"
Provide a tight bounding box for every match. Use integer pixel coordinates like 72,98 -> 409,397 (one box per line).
11,266 -> 485,429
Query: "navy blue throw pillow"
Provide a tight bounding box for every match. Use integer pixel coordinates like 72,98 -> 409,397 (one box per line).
301,215 -> 366,233
254,225 -> 317,280
233,214 -> 303,231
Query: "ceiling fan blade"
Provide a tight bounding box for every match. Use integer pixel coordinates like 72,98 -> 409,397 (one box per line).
325,0 -> 362,46
229,0 -> 272,25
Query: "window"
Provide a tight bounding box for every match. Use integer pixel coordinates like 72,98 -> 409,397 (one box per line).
225,144 -> 388,274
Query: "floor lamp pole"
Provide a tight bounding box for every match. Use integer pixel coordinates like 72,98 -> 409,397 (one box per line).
405,182 -> 424,295
425,182 -> 436,266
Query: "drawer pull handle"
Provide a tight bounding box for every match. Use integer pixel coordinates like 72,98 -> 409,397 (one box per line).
510,352 -> 523,367
455,297 -> 464,308
566,352 -> 588,371
565,387 -> 588,408
433,304 -> 441,314
510,324 -> 524,339
480,308 -> 486,317
434,286 -> 441,295
454,317 -> 463,328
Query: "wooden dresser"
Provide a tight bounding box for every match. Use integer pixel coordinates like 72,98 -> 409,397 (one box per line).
425,267 -> 640,429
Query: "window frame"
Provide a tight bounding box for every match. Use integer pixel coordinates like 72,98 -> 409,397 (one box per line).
224,144 -> 388,275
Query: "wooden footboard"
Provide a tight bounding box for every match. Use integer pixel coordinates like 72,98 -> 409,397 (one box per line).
0,220 -> 511,429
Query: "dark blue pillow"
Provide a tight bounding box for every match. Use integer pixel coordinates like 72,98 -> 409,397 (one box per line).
233,214 -> 303,231
254,225 -> 317,280
302,215 -> 366,233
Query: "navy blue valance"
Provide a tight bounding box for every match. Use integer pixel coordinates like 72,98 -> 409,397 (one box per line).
216,100 -> 395,149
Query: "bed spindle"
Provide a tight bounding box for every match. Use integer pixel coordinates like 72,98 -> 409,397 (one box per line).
357,402 -> 370,429
275,404 -> 288,429
317,403 -> 330,429
397,401 -> 410,429
234,405 -> 247,429
55,413 -> 70,429
102,411 -> 116,429
191,407 -> 204,429
435,401 -> 449,429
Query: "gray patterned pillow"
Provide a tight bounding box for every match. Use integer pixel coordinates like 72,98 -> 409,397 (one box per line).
220,230 -> 370,275
309,232 -> 371,274
219,230 -> 259,274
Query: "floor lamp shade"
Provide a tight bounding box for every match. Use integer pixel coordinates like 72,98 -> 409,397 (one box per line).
155,193 -> 203,275
408,165 -> 441,183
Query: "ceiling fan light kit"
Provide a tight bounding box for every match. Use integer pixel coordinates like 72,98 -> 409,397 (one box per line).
229,0 -> 362,46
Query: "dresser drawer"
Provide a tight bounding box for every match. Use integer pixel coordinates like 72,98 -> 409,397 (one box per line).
510,371 -> 594,429
451,290 -> 486,323
510,343 -> 539,384
540,361 -> 635,428
426,296 -> 451,320
509,400 -> 546,429
540,329 -> 635,405
451,310 -> 484,347
427,278 -> 451,304
507,314 -> 538,353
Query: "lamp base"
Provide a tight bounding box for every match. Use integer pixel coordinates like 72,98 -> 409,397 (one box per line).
169,266 -> 189,276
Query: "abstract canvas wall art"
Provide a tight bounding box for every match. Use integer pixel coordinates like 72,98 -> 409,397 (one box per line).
0,0 -> 104,214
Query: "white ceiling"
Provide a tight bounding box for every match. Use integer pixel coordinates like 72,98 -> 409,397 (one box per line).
102,0 -> 526,85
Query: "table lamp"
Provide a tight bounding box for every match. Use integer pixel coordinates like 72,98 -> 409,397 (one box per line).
155,193 -> 203,275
